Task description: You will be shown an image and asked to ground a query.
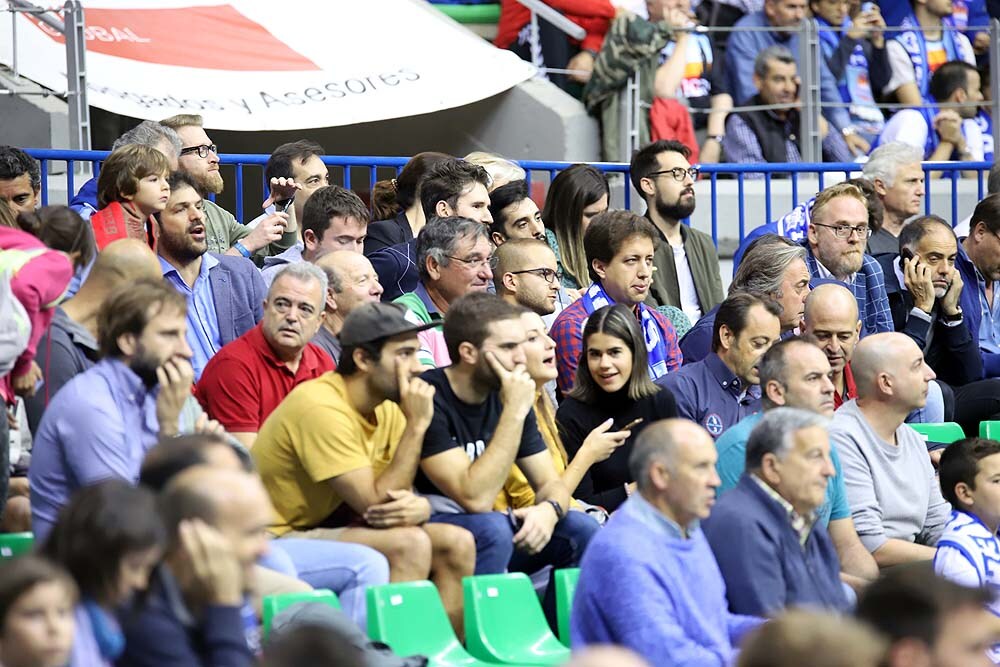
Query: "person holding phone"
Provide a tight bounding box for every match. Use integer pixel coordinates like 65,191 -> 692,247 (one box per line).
878,215 -> 1000,436
557,304 -> 679,512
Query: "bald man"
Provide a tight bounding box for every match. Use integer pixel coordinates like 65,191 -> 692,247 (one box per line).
572,419 -> 763,665
26,238 -> 163,434
493,238 -> 570,323
121,466 -> 271,665
312,250 -> 384,364
829,333 -> 951,569
802,283 -> 863,408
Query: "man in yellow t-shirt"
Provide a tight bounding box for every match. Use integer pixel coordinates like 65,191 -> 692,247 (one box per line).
252,302 -> 476,633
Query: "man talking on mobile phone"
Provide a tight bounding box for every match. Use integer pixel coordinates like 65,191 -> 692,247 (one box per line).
877,215 -> 1000,438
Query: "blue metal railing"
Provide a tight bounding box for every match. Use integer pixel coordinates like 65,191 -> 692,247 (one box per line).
25,149 -> 989,246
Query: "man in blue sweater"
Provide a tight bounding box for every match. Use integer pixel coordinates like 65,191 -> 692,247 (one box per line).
957,194 -> 1000,379
571,419 -> 763,666
703,408 -> 850,616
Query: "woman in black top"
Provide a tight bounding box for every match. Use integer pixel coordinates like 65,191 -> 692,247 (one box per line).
556,304 -> 678,512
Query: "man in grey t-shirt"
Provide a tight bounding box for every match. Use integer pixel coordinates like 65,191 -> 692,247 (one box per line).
830,332 -> 951,569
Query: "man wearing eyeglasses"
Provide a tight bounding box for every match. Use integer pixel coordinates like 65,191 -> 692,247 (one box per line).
722,45 -> 854,172
194,263 -> 333,449
161,114 -> 298,262
394,216 -> 494,368
630,140 -> 724,325
493,239 -> 567,323
805,182 -> 894,338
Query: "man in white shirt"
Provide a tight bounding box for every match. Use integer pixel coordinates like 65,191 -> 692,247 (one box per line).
879,61 -> 984,172
629,140 -> 724,324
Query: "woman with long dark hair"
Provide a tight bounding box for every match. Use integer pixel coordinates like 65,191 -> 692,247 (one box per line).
556,304 -> 678,512
542,164 -> 609,290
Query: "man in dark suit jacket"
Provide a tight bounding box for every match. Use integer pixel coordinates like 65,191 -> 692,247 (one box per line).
157,171 -> 266,380
877,214 -> 1000,434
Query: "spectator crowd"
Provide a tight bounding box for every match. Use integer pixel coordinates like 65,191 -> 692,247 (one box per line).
4,1 -> 1000,663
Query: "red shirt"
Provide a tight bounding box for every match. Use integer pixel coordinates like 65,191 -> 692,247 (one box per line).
833,363 -> 858,410
195,324 -> 334,432
494,0 -> 615,53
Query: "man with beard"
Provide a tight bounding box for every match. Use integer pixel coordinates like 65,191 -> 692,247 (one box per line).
630,140 -> 724,322
194,263 -> 334,449
493,239 -> 565,321
658,292 -> 782,441
804,182 -> 894,337
156,171 -> 267,380
417,292 -> 598,622
28,279 -> 209,539
160,114 -> 298,261
251,302 -> 477,634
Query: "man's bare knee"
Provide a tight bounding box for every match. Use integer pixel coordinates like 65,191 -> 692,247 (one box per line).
383,526 -> 432,577
426,523 -> 476,574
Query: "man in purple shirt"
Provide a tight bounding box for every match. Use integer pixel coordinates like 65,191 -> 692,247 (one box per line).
29,279 -> 198,539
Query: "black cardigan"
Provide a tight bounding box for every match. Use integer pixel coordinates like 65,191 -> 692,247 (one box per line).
556,386 -> 678,512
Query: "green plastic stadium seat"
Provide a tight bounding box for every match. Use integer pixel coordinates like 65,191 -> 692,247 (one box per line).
981,421 -> 1000,439
0,532 -> 33,559
910,422 -> 965,445
367,580 -> 499,667
554,568 -> 579,647
261,589 -> 341,639
463,573 -> 570,665
435,3 -> 501,24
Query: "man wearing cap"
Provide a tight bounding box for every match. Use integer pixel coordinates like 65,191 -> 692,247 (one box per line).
252,302 -> 477,633
194,263 -> 334,449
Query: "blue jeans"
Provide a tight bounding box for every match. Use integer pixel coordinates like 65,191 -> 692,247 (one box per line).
429,509 -> 600,624
259,540 -> 390,628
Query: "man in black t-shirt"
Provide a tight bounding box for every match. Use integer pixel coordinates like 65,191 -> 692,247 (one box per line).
420,292 -> 600,617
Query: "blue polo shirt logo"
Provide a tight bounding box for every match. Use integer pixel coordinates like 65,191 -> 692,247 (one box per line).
704,413 -> 724,436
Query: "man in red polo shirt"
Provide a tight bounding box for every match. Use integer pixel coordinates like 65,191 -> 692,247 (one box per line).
195,262 -> 333,447
802,283 -> 861,409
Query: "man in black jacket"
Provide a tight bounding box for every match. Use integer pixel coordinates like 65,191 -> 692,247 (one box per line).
876,215 -> 1000,434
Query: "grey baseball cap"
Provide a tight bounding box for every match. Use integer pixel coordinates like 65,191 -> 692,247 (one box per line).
339,302 -> 437,347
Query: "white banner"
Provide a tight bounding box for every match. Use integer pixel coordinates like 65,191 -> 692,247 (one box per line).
0,0 -> 537,131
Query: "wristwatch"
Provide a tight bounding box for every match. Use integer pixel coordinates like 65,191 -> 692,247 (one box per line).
941,306 -> 963,322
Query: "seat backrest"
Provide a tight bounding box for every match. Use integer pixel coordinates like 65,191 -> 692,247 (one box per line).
0,532 -> 34,559
554,568 -> 580,646
981,421 -> 1000,439
262,589 -> 340,639
910,422 -> 965,444
367,581 -> 464,660
464,573 -> 557,658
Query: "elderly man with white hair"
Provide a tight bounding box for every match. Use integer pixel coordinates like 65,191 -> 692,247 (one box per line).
863,142 -> 926,256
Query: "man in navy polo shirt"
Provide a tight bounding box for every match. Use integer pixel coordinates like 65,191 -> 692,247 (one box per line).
195,263 -> 334,449
658,292 -> 782,440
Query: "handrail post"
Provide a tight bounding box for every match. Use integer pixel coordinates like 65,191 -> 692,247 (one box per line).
64,0 -> 90,150
992,19 -> 1000,165
798,17 -> 822,163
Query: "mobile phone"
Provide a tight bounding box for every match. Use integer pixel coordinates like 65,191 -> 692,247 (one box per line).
860,1 -> 875,12
619,417 -> 644,432
901,247 -> 916,263
279,197 -> 294,213
506,508 -> 523,532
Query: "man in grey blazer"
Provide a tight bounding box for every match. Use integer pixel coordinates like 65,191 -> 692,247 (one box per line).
157,171 -> 266,380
